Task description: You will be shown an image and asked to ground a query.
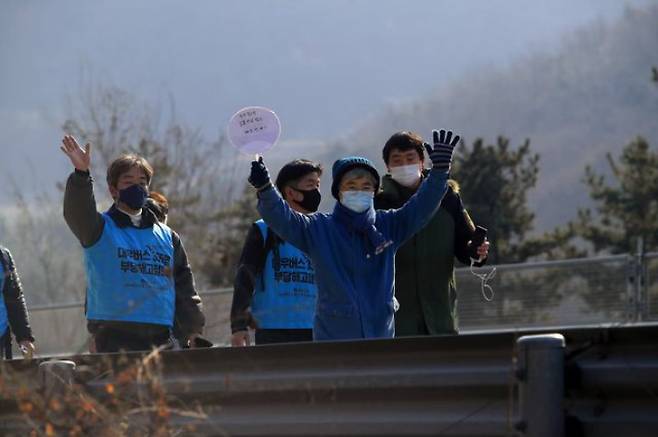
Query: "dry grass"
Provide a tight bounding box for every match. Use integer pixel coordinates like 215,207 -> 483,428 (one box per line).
0,348 -> 207,436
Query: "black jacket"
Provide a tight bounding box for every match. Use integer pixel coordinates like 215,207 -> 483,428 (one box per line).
1,246 -> 35,344
63,170 -> 205,339
230,223 -> 281,333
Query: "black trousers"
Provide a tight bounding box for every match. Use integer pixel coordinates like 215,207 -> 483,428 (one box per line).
94,327 -> 171,353
255,329 -> 313,345
1,329 -> 12,359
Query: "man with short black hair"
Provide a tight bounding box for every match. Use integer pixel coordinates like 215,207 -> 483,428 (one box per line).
231,159 -> 322,346
375,131 -> 490,336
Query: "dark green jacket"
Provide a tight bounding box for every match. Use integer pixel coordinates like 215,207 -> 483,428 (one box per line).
375,173 -> 479,335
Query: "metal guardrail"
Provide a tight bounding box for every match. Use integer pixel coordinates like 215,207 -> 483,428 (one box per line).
2,324 -> 657,435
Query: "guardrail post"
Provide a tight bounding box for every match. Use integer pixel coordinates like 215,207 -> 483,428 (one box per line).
39,360 -> 76,396
515,334 -> 565,437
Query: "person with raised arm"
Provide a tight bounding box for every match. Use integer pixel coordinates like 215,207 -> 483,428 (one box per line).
248,129 -> 460,340
375,131 -> 490,336
60,135 -> 205,352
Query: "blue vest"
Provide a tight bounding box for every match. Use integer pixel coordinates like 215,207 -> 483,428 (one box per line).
0,261 -> 8,338
252,220 -> 317,329
84,213 -> 175,326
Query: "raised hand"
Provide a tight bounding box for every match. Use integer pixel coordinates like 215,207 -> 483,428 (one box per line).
60,135 -> 91,172
248,156 -> 272,190
424,129 -> 460,172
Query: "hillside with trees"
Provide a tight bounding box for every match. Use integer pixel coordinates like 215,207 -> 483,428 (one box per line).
332,5 -> 658,231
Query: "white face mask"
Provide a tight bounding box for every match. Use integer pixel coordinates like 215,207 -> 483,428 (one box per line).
340,191 -> 374,213
390,164 -> 421,187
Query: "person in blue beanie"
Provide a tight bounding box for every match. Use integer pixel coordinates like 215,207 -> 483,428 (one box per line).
248,129 -> 460,341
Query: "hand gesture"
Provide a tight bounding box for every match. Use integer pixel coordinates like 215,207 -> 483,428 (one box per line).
424,129 -> 460,172
60,135 -> 91,172
248,156 -> 271,190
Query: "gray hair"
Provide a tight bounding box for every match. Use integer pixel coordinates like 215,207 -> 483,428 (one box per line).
341,168 -> 377,186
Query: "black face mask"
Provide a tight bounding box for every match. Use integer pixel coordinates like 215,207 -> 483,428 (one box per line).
118,184 -> 149,210
292,187 -> 321,212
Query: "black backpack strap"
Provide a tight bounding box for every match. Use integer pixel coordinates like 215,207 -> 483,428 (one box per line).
254,223 -> 283,289
262,225 -> 281,253
264,227 -> 284,275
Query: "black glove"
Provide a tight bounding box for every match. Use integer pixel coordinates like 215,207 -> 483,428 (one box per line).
424,129 -> 460,172
248,156 -> 271,191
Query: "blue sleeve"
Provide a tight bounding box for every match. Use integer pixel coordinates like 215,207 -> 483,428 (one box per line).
256,186 -> 315,253
377,168 -> 449,246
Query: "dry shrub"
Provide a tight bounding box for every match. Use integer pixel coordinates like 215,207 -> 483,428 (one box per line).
0,348 -> 206,436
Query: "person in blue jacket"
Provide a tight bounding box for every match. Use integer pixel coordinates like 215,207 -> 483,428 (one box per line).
248,129 -> 460,340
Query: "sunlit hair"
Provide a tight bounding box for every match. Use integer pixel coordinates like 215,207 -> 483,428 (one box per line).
340,168 -> 377,187
106,154 -> 154,188
448,179 -> 460,194
146,191 -> 169,222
